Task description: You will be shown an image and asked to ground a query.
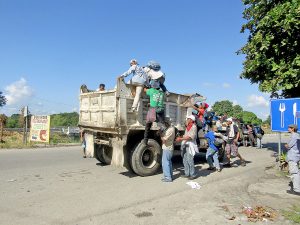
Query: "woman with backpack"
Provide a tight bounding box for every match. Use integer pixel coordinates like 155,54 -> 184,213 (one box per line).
119,59 -> 148,112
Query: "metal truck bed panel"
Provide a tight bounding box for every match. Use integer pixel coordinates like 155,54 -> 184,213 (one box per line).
79,79 -> 191,132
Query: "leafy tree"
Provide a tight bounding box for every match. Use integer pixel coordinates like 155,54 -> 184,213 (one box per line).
232,105 -> 244,119
0,114 -> 7,142
263,115 -> 271,125
212,100 -> 235,117
241,111 -> 262,125
6,114 -> 21,128
238,0 -> 300,98
0,91 -> 6,107
50,112 -> 79,127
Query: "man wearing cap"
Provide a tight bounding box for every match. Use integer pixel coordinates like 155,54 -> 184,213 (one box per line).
142,80 -> 165,146
285,124 -> 300,196
176,115 -> 199,179
160,117 -> 176,182
224,118 -> 246,167
119,59 -> 148,112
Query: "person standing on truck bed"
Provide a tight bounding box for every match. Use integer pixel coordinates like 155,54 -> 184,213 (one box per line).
176,115 -> 198,180
142,80 -> 165,146
119,59 -> 148,112
144,60 -> 169,96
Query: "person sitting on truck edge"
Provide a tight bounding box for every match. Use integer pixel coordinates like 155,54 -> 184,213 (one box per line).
119,59 -> 148,112
204,125 -> 222,172
144,60 -> 169,96
285,124 -> 300,196
160,117 -> 176,182
97,83 -> 105,91
176,115 -> 198,180
142,80 -> 165,146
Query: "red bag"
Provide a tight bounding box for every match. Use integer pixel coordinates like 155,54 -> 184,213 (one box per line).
146,108 -> 156,123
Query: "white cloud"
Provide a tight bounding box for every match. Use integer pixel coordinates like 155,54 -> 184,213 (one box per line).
222,83 -> 231,89
247,94 -> 269,108
4,78 -> 34,106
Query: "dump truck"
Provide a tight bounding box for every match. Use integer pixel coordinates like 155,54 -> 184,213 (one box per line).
78,78 -> 224,176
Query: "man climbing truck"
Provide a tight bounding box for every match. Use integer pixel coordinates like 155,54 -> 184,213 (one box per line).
78,78 -> 224,176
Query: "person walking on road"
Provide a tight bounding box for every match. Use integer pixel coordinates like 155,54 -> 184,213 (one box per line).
224,118 -> 246,167
160,117 -> 176,182
176,115 -> 198,179
205,125 -> 222,172
80,129 -> 87,158
285,124 -> 300,196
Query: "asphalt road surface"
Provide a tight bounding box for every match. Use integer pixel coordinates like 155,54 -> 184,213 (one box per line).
0,135 -> 298,225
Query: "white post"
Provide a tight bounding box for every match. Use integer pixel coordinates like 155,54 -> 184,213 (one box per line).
278,132 -> 282,169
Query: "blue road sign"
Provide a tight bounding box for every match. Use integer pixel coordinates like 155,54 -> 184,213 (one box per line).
271,98 -> 300,132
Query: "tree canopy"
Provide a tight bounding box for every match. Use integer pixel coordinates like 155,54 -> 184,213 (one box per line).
212,100 -> 262,124
238,0 -> 300,98
50,112 -> 79,127
0,92 -> 6,107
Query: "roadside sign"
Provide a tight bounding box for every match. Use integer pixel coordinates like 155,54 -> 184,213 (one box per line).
29,115 -> 51,143
270,98 -> 300,132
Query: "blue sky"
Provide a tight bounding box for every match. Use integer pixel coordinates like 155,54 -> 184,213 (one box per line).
0,0 -> 270,119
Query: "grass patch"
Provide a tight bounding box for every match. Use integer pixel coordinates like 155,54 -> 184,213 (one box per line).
282,205 -> 300,223
0,131 -> 80,149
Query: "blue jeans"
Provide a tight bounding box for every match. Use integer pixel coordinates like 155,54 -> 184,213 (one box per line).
206,147 -> 220,169
182,147 -> 196,177
162,149 -> 173,180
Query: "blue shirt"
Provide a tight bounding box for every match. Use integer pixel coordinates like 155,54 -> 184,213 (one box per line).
204,131 -> 218,151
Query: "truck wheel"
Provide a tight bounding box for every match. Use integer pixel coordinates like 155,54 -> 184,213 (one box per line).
130,139 -> 162,176
95,144 -> 112,165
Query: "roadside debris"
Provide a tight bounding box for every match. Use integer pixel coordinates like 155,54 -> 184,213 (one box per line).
7,179 -> 17,182
186,181 -> 201,189
242,206 -> 277,222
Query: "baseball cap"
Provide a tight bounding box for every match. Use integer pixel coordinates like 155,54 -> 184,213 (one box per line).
226,118 -> 233,122
186,115 -> 195,121
288,124 -> 298,130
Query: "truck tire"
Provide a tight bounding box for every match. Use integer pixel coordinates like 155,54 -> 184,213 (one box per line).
95,144 -> 112,165
130,139 -> 162,177
95,144 -> 105,163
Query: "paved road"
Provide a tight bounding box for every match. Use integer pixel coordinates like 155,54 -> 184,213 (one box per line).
0,136 -> 298,225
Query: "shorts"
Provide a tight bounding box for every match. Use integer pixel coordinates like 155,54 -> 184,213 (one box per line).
225,143 -> 238,157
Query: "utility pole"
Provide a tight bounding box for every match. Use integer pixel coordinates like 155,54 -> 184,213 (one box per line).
22,106 -> 29,145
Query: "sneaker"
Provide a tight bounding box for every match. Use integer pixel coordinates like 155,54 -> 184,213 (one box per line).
286,190 -> 300,196
83,156 -> 87,158
223,163 -> 231,168
182,175 -> 189,178
240,161 -> 246,167
207,167 -> 216,171
129,108 -> 137,112
161,178 -> 172,182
